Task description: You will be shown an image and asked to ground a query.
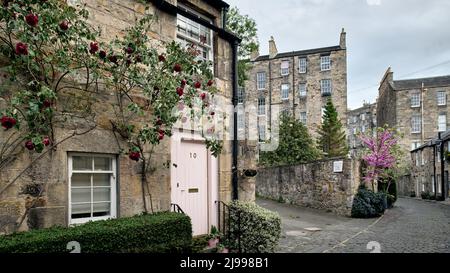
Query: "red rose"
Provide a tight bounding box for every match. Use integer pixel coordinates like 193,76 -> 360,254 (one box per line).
1,116 -> 16,130
125,47 -> 134,54
207,79 -> 214,86
158,130 -> 165,140
108,55 -> 118,64
25,13 -> 39,27
129,151 -> 140,162
59,20 -> 69,31
42,99 -> 52,108
99,50 -> 107,59
15,42 -> 28,55
181,79 -> 187,87
200,93 -> 206,100
89,42 -> 99,54
173,63 -> 182,73
194,81 -> 202,89
42,136 -> 51,146
25,140 -> 35,151
176,87 -> 184,97
156,118 -> 163,126
158,54 -> 166,62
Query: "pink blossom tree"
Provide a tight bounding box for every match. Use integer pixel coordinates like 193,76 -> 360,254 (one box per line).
359,127 -> 401,191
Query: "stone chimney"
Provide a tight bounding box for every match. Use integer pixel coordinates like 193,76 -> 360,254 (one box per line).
269,36 -> 278,59
340,28 -> 346,49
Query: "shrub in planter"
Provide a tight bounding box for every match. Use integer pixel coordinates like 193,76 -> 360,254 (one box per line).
0,212 -> 192,253
351,185 -> 386,218
228,201 -> 281,253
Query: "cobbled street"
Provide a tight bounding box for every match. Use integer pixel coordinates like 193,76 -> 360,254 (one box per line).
257,198 -> 450,253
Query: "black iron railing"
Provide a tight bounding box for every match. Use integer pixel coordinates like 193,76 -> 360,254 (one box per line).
171,203 -> 185,214
215,201 -> 242,253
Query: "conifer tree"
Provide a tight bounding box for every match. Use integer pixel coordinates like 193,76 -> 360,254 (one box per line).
317,99 -> 348,157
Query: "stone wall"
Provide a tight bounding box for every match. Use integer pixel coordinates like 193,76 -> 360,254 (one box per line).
256,158 -> 360,216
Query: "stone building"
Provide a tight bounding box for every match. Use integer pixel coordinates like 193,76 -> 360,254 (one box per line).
409,130 -> 450,200
377,68 -> 450,159
243,29 -> 348,144
0,0 -> 241,236
347,102 -> 377,157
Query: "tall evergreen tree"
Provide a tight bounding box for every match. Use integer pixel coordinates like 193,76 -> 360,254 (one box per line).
317,99 -> 348,157
259,114 -> 320,166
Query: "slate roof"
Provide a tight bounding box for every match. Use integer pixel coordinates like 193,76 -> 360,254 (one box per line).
253,45 -> 343,62
393,75 -> 450,90
206,0 -> 230,9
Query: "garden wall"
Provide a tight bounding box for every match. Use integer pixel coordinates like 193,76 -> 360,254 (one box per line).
256,158 -> 361,216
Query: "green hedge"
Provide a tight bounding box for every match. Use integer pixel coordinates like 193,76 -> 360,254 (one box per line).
228,201 -> 281,253
351,185 -> 386,218
0,212 -> 192,253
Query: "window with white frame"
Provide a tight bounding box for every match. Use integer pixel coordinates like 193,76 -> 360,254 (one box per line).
411,93 -> 421,108
257,72 -> 266,90
361,113 -> 366,121
300,112 -> 307,124
321,107 -> 326,123
422,177 -> 426,192
411,141 -> 421,151
437,176 -> 441,193
281,61 -> 290,76
438,114 -> 447,132
258,97 -> 266,116
411,115 -> 421,133
415,152 -> 419,166
299,83 -> 307,98
437,91 -> 447,106
320,55 -> 331,71
299,57 -> 307,73
238,86 -> 245,104
176,14 -> 213,62
421,151 -> 425,166
237,111 -> 244,130
361,125 -> 366,133
281,84 -> 290,100
353,128 -> 357,135
69,154 -> 116,224
321,79 -> 332,96
258,124 -> 266,142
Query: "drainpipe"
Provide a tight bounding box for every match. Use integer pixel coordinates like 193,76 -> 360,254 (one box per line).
292,56 -> 296,118
439,133 -> 446,201
433,142 -> 437,200
232,40 -> 239,201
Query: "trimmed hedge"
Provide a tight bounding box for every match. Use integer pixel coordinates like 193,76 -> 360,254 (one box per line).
228,201 -> 281,253
351,185 -> 386,218
0,212 -> 192,253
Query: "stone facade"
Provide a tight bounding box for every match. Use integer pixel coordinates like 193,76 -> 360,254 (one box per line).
347,102 -> 377,157
243,29 -> 348,143
256,158 -> 361,216
377,68 -> 450,160
408,130 -> 450,199
0,0 -> 237,234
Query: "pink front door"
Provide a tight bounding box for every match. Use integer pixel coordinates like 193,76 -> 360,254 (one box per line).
172,140 -> 209,235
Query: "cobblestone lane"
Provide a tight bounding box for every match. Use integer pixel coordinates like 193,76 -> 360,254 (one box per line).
257,198 -> 450,253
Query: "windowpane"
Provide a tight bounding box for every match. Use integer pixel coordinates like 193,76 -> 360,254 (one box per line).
281,84 -> 290,100
93,203 -> 110,216
321,56 -> 331,71
93,173 -> 110,187
299,58 -> 307,73
411,93 -> 421,107
411,116 -> 421,133
71,188 -> 91,203
299,83 -> 307,98
257,72 -> 266,90
72,173 -> 91,187
258,97 -> 266,115
437,91 -> 447,106
94,157 -> 111,171
281,61 -> 289,76
438,114 -> 447,132
258,124 -> 266,142
72,204 -> 91,218
321,79 -> 332,96
238,87 -> 245,104
300,112 -> 307,124
93,188 -> 111,202
73,156 -> 92,171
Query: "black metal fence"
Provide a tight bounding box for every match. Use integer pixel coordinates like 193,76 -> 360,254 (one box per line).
170,203 -> 185,214
215,201 -> 242,253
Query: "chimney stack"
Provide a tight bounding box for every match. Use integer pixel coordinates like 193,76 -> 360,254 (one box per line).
340,28 -> 346,49
250,48 -> 260,61
269,36 -> 278,59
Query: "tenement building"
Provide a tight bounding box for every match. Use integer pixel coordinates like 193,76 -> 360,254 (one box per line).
243,29 -> 348,143
377,68 -> 450,159
347,102 -> 377,157
0,0 -> 240,236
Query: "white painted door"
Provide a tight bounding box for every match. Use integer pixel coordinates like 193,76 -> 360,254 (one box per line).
173,140 -> 209,236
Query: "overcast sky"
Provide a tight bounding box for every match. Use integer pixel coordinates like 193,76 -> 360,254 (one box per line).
225,0 -> 450,109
